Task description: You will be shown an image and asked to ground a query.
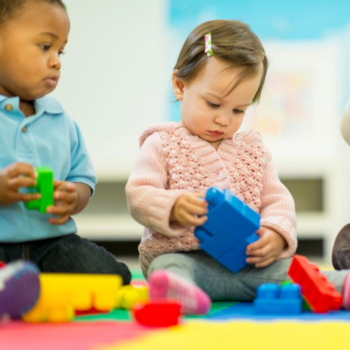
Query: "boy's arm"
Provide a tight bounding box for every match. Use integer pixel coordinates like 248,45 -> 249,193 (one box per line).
47,181 -> 91,225
72,182 -> 91,214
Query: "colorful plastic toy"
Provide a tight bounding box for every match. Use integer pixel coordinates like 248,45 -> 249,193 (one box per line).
194,187 -> 260,273
115,285 -> 149,310
25,166 -> 54,213
254,282 -> 302,314
0,260 -> 40,320
22,273 -> 122,323
133,300 -> 181,327
281,280 -> 312,311
288,254 -> 342,313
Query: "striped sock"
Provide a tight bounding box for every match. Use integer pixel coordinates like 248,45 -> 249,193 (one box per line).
149,269 -> 211,315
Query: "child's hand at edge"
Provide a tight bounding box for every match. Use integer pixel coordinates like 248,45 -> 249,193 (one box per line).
170,192 -> 208,228
0,162 -> 40,205
245,226 -> 287,268
46,180 -> 78,225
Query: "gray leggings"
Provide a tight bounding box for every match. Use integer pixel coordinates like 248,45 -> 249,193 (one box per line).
148,250 -> 349,301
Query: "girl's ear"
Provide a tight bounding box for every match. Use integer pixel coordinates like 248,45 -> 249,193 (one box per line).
172,71 -> 185,101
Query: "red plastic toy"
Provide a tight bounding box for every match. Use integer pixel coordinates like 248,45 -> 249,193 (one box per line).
288,254 -> 342,313
133,300 -> 181,327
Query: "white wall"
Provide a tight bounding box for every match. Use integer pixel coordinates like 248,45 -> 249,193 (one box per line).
51,0 -> 169,180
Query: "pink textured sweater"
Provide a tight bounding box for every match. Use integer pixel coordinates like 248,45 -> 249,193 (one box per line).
126,122 -> 297,275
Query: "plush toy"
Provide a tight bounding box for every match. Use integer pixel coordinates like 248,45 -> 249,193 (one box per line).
332,100 -> 350,269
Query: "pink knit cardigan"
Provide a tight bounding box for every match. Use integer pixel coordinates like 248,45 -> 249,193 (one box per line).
126,122 -> 297,275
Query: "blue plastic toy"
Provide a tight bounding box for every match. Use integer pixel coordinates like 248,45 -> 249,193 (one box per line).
253,283 -> 302,314
194,187 -> 260,273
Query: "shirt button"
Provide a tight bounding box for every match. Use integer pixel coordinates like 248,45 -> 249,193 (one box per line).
21,126 -> 27,133
5,104 -> 13,111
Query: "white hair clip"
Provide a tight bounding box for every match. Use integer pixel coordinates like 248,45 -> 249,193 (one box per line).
204,32 -> 213,57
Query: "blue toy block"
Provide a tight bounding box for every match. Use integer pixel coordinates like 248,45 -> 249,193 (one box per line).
219,233 -> 259,272
254,283 -> 302,314
194,187 -> 260,273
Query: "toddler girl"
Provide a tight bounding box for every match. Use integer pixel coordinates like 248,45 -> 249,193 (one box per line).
126,20 -> 350,314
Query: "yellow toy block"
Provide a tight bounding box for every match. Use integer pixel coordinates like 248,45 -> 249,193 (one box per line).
115,285 -> 149,310
22,273 -> 122,323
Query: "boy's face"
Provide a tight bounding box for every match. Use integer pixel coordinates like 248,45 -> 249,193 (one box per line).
172,57 -> 263,149
0,1 -> 70,101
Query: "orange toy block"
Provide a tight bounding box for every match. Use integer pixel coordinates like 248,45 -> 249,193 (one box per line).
115,285 -> 148,310
288,254 -> 342,313
22,273 -> 122,323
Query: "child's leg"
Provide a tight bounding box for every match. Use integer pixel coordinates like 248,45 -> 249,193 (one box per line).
332,223 -> 350,270
148,250 -> 291,305
0,260 -> 40,320
28,234 -> 131,285
322,269 -> 350,309
0,247 -> 8,264
149,250 -> 350,311
0,243 -> 22,263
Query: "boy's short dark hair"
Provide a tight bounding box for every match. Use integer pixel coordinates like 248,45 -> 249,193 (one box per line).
0,0 -> 66,24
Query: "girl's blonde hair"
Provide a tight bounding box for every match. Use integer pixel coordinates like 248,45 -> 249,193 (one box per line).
174,19 -> 268,103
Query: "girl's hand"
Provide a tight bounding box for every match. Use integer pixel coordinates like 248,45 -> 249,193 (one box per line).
245,226 -> 287,268
170,192 -> 208,228
46,180 -> 78,225
0,162 -> 40,205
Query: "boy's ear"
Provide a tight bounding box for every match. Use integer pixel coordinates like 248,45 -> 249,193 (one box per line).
172,71 -> 185,101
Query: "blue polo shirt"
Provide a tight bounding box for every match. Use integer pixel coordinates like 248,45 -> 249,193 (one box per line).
0,94 -> 97,242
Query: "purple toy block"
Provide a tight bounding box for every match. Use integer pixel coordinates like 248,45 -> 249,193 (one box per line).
194,187 -> 260,273
254,283 -> 302,314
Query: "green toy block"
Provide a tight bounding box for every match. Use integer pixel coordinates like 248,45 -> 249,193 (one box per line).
25,167 -> 54,213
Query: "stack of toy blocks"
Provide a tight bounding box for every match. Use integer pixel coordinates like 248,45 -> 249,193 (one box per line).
194,187 -> 260,273
288,254 -> 342,313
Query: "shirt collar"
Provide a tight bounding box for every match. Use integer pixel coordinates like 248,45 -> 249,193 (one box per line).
34,96 -> 64,115
0,94 -> 64,116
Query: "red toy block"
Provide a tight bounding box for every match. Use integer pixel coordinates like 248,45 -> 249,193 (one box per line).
288,254 -> 342,313
133,300 -> 181,327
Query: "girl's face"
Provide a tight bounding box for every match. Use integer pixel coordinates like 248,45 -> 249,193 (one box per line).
0,2 -> 70,101
173,57 -> 263,149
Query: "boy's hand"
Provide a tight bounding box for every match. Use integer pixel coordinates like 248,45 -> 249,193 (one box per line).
46,180 -> 78,225
0,162 -> 40,205
170,192 -> 208,228
245,227 -> 287,268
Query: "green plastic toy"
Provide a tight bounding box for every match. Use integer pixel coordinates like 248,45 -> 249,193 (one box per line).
25,166 -> 54,213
